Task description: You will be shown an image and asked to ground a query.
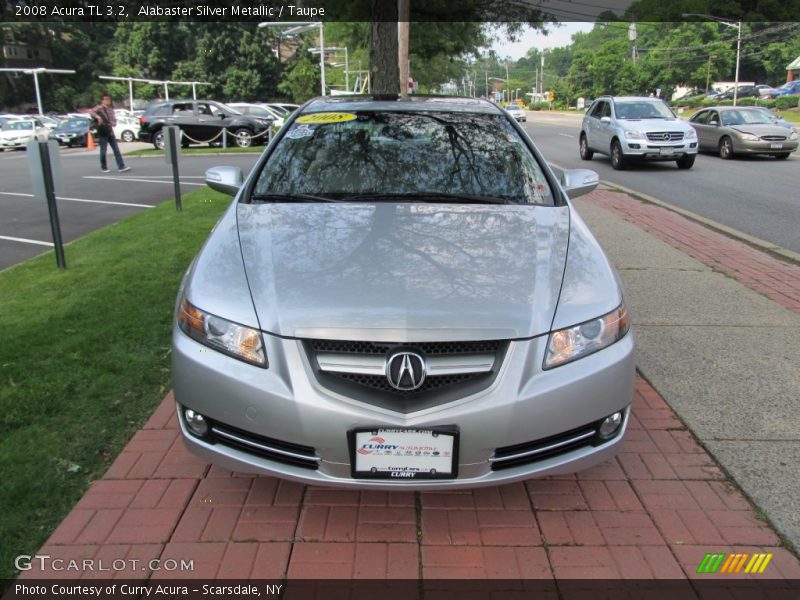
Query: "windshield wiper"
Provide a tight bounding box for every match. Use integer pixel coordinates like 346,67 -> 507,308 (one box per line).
336,192 -> 515,205
249,193 -> 342,204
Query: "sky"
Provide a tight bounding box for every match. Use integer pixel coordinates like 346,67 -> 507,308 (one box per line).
490,22 -> 595,60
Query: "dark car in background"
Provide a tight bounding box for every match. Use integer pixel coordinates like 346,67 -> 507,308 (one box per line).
49,117 -> 96,147
138,100 -> 273,149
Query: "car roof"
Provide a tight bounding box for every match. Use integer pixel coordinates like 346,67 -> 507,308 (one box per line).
301,95 -> 506,115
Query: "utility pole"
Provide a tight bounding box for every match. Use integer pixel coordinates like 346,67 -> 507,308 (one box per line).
706,55 -> 717,92
629,22 -> 638,66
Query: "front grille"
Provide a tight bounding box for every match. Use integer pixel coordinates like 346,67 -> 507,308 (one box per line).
206,420 -> 319,470
760,135 -> 786,141
645,131 -> 684,142
304,338 -> 509,413
491,418 -> 617,471
308,339 -> 504,356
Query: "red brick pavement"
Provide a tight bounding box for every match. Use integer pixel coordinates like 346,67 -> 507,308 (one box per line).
20,380 -> 800,582
587,188 -> 800,314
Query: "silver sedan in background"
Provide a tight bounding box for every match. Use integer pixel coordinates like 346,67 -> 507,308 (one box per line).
688,106 -> 798,159
173,96 -> 634,489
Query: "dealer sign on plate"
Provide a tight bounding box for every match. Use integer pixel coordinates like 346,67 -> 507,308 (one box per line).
352,428 -> 457,479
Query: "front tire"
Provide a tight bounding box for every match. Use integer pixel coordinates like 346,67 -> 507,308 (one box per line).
718,136 -> 734,160
579,134 -> 594,160
610,139 -> 627,170
233,128 -> 253,148
676,155 -> 695,169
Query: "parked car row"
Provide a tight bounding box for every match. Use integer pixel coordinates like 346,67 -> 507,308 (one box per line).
0,112 -> 140,150
579,96 -> 797,169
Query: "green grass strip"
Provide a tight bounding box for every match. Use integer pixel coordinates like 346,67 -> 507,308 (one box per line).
0,188 -> 229,581
126,145 -> 265,157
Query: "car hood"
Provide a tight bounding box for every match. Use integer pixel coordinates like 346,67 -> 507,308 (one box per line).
620,118 -> 692,132
0,129 -> 34,138
236,202 -> 570,342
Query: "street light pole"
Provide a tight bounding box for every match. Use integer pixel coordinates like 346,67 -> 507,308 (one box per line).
0,67 -> 75,114
259,21 -> 325,96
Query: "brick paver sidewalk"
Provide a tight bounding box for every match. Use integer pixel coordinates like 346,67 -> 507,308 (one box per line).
20,377 -> 800,582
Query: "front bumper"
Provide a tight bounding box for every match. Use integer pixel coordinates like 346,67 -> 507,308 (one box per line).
173,328 -> 635,489
734,140 -> 798,154
623,139 -> 698,160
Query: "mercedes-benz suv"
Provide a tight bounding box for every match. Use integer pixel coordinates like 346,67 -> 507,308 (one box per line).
579,96 -> 698,170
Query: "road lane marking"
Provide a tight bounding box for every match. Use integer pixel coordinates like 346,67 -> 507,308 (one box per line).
0,234 -> 54,247
558,133 -> 575,138
0,191 -> 152,209
83,176 -> 204,186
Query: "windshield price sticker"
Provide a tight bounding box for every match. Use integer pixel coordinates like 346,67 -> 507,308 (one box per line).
353,428 -> 456,479
296,112 -> 357,124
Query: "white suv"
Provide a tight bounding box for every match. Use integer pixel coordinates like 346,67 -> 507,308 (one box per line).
579,96 -> 698,170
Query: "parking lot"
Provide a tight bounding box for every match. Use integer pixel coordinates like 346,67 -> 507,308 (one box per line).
0,143 -> 260,270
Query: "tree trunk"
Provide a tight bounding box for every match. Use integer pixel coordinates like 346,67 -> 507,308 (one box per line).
369,1 -> 399,98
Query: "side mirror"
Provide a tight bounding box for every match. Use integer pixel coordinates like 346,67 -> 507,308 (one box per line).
561,169 -> 600,199
600,116 -> 612,123
205,166 -> 243,196
709,120 -> 719,127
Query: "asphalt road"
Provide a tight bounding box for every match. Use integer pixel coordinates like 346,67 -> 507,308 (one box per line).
0,143 -> 261,270
522,112 -> 800,253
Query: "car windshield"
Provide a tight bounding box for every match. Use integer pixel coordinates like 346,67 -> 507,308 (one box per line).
236,105 -> 274,118
62,118 -> 90,129
720,110 -> 773,126
614,101 -> 674,119
252,110 -> 554,205
218,104 -> 242,116
6,121 -> 34,130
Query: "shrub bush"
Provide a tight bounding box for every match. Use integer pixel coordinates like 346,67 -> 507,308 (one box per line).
774,95 -> 800,110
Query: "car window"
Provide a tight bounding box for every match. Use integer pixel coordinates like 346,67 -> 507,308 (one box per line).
600,102 -> 611,118
589,101 -> 605,118
690,110 -> 709,124
253,111 -> 554,206
8,121 -> 33,130
708,111 -> 720,125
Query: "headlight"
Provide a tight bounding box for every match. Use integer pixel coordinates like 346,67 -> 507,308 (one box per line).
790,131 -> 798,140
623,130 -> 644,140
684,128 -> 697,139
177,297 -> 267,367
738,133 -> 759,142
544,303 -> 630,369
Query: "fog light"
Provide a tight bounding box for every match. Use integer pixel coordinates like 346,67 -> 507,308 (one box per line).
628,143 -> 640,149
184,409 -> 208,437
598,411 -> 624,440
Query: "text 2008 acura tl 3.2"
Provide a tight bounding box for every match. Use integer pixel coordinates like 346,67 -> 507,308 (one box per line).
173,96 -> 634,489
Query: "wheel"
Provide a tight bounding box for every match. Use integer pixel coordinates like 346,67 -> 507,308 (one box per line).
718,136 -> 734,160
152,130 -> 165,150
233,128 -> 253,148
579,133 -> 594,160
120,130 -> 135,143
676,155 -> 695,169
775,152 -> 790,160
610,139 -> 627,170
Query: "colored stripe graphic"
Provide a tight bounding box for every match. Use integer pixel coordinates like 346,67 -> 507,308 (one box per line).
698,552 -> 773,574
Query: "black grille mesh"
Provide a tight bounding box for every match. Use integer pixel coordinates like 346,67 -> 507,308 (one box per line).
309,339 -> 504,356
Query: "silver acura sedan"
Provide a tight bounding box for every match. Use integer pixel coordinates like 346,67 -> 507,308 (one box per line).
173,96 -> 634,489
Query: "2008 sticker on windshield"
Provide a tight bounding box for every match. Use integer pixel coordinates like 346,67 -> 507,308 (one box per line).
296,112 -> 357,124
287,124 -> 315,139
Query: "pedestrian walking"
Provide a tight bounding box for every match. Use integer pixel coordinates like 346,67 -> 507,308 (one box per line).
90,94 -> 130,173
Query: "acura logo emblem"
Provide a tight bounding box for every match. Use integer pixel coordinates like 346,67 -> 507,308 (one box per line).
386,351 -> 426,391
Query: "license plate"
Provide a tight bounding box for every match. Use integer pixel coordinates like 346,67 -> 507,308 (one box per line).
659,147 -> 675,155
770,143 -> 783,149
350,428 -> 458,480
